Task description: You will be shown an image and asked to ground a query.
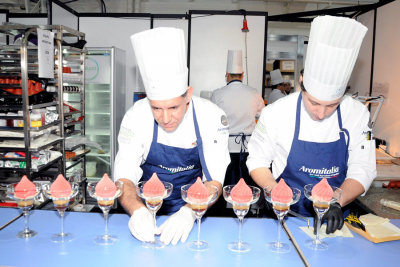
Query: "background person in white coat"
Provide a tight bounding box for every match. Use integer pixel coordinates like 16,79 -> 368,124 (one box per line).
267,69 -> 286,104
247,16 -> 376,235
211,50 -> 264,188
114,28 -> 230,245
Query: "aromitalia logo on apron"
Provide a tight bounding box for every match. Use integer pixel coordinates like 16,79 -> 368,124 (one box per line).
158,164 -> 195,174
298,166 -> 340,178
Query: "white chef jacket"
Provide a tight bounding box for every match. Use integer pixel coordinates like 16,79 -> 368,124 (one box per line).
267,89 -> 286,105
247,92 -> 377,194
211,81 -> 265,153
114,96 -> 230,186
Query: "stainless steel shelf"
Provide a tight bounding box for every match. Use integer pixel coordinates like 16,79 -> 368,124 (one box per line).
65,130 -> 82,138
0,157 -> 26,161
66,143 -> 84,152
64,111 -> 82,116
64,120 -> 83,127
32,155 -> 63,172
66,158 -> 83,170
62,46 -> 87,54
0,25 -> 85,38
31,120 -> 61,131
66,149 -> 90,162
30,138 -> 64,152
29,101 -> 58,110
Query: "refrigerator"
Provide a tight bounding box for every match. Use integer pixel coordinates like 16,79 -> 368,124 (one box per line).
84,47 -> 126,181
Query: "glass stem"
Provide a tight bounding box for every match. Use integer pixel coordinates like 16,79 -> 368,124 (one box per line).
23,209 -> 29,234
197,217 -> 202,246
315,213 -> 322,244
277,216 -> 283,248
153,211 -> 157,229
104,210 -> 109,238
60,210 -> 65,236
238,217 -> 243,247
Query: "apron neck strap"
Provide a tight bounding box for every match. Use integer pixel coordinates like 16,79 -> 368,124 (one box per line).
192,100 -> 213,182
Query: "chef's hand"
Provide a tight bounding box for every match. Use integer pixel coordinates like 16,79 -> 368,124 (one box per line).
314,202 -> 344,235
159,206 -> 195,245
129,207 -> 159,242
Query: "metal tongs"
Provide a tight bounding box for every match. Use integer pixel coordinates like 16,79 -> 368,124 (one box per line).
288,210 -> 310,228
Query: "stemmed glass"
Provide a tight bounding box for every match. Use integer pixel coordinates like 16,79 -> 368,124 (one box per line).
264,186 -> 301,253
223,185 -> 261,252
181,183 -> 218,251
42,182 -> 79,242
6,183 -> 41,238
304,184 -> 342,250
87,180 -> 124,245
136,181 -> 173,249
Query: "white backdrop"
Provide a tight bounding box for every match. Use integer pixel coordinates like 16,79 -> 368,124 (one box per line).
80,17 -> 151,111
153,18 -> 189,61
190,14 -> 266,97
52,3 -> 78,30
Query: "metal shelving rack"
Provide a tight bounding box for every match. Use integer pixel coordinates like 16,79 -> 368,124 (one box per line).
0,25 -> 86,185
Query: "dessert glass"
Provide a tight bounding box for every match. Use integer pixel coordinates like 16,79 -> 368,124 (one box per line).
136,181 -> 173,249
42,182 -> 79,242
87,180 -> 124,245
223,185 -> 261,252
6,182 -> 41,238
264,186 -> 301,253
304,184 -> 342,250
181,183 -> 218,251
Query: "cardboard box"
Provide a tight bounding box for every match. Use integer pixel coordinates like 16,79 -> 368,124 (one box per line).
280,60 -> 295,72
266,60 -> 275,72
345,222 -> 400,243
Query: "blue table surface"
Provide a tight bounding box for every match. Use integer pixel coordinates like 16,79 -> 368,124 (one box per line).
0,209 -> 304,267
286,217 -> 400,266
0,207 -> 21,228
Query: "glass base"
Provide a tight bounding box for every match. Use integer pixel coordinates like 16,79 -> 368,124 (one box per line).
17,230 -> 37,239
187,240 -> 210,251
305,239 -> 329,250
51,233 -> 74,243
94,234 -> 119,245
228,242 -> 251,252
266,241 -> 291,253
142,237 -> 165,249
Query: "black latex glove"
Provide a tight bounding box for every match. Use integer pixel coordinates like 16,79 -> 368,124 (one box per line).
313,202 -> 344,235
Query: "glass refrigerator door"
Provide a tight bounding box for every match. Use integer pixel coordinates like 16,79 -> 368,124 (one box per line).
85,50 -> 112,181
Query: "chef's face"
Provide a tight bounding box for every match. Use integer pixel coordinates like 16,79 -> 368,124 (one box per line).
283,83 -> 291,93
302,91 -> 341,121
149,87 -> 193,132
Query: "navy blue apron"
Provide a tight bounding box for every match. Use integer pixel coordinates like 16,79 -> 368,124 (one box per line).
277,93 -> 349,217
141,101 -> 212,215
228,133 -> 251,184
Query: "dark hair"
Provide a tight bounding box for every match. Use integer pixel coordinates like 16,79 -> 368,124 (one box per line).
272,83 -> 283,90
229,73 -> 242,80
181,90 -> 188,98
300,68 -> 304,77
300,80 -> 351,94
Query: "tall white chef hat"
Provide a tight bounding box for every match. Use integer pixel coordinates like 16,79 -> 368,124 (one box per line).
303,16 -> 367,101
130,27 -> 188,100
226,50 -> 243,74
270,69 -> 283,85
283,75 -> 291,85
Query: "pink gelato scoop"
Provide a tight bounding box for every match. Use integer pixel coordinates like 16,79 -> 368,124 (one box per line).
15,175 -> 36,199
95,173 -> 117,198
231,178 -> 252,203
271,179 -> 293,204
50,174 -> 72,198
143,173 -> 165,198
188,177 -> 208,203
312,178 -> 333,201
